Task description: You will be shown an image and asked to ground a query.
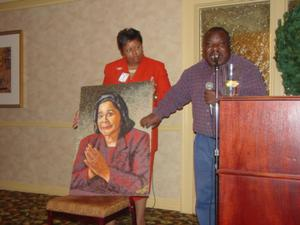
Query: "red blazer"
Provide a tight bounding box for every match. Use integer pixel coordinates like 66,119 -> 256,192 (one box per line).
70,128 -> 150,196
103,56 -> 171,152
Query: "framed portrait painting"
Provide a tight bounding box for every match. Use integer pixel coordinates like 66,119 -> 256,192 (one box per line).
0,30 -> 23,108
70,82 -> 154,196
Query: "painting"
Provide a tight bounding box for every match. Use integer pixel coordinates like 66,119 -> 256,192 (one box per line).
0,30 -> 23,107
70,82 -> 154,196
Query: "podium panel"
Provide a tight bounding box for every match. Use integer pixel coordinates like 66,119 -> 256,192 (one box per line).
219,97 -> 300,225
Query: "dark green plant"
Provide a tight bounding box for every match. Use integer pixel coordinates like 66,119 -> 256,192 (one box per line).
275,4 -> 300,95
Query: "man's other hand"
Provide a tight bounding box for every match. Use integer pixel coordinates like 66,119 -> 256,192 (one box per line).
140,113 -> 161,129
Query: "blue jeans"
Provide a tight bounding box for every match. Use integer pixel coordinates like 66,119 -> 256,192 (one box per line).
194,133 -> 216,225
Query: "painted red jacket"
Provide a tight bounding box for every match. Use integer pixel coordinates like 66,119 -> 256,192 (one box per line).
70,128 -> 150,196
103,56 -> 171,152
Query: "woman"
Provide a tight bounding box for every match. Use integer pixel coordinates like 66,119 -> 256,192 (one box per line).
70,92 -> 150,196
72,28 -> 171,225
103,28 -> 171,225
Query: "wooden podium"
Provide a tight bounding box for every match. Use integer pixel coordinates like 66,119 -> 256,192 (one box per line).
218,96 -> 300,225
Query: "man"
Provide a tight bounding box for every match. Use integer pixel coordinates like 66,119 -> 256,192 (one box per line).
140,27 -> 266,225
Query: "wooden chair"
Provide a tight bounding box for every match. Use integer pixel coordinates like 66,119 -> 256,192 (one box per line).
46,195 -> 136,225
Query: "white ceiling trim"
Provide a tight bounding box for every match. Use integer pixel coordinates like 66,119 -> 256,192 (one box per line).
0,0 -> 77,12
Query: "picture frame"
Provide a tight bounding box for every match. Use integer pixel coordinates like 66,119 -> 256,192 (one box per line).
70,82 -> 153,196
0,30 -> 23,108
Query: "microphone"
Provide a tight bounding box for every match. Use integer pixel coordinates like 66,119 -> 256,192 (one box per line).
205,81 -> 214,115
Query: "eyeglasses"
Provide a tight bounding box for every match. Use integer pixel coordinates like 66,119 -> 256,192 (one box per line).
123,45 -> 143,55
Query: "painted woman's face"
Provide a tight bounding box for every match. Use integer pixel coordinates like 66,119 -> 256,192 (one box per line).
97,101 -> 121,138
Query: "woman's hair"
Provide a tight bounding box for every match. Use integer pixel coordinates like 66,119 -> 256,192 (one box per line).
117,28 -> 143,52
94,92 -> 135,138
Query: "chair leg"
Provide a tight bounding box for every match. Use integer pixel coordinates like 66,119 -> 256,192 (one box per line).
47,211 -> 53,225
129,198 -> 137,225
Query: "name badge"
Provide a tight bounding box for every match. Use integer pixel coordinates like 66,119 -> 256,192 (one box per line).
118,72 -> 129,82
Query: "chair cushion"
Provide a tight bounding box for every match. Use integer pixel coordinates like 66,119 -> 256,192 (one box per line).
46,195 -> 130,217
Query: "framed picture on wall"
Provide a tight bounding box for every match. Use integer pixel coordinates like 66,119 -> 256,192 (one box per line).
0,30 -> 23,108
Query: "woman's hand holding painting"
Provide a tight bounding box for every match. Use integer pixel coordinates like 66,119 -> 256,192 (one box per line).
84,144 -> 110,182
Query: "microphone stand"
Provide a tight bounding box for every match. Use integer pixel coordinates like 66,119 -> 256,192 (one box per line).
213,61 -> 220,225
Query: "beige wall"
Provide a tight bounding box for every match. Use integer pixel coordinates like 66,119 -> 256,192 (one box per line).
0,0 -> 183,210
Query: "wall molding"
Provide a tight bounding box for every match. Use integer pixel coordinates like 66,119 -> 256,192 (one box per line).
0,180 -> 181,211
0,0 -> 77,12
0,120 -> 71,128
159,125 -> 181,131
146,196 -> 181,211
0,120 -> 181,131
0,180 -> 69,196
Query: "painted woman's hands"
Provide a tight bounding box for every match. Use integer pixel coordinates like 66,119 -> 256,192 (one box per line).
84,144 -> 110,182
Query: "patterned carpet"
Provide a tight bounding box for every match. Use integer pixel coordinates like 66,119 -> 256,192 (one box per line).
0,190 -> 198,225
